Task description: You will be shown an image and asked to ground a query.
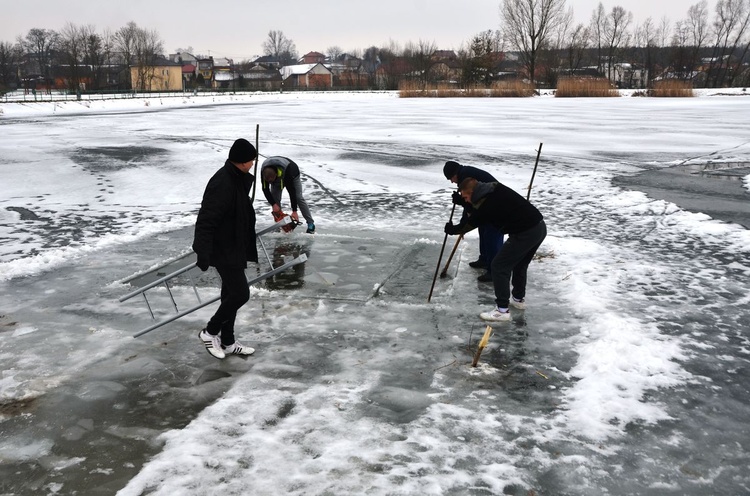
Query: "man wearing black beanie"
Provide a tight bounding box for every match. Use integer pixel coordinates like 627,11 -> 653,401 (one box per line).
192,138 -> 259,359
228,138 -> 257,164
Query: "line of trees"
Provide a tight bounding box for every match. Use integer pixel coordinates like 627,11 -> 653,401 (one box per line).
502,0 -> 750,88
0,21 -> 163,93
1,0 -> 749,94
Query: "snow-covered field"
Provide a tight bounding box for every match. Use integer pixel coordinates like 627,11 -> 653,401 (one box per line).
1,91 -> 749,495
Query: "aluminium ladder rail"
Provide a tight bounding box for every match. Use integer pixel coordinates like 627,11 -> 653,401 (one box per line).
119,217 -> 306,337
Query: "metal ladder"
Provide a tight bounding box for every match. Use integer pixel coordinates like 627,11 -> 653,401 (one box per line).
119,217 -> 307,337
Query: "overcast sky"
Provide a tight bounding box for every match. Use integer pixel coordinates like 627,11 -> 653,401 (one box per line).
1,0 -> 699,60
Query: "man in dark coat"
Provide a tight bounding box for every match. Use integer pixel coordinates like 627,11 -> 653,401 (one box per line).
261,156 -> 316,234
193,138 -> 259,359
445,177 -> 546,322
443,160 -> 504,281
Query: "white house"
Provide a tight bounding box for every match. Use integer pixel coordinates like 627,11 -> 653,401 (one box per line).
279,63 -> 333,88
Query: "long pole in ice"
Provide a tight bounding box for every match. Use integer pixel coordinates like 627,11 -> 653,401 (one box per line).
427,200 -> 457,302
526,143 -> 543,201
251,124 -> 260,203
440,234 -> 463,279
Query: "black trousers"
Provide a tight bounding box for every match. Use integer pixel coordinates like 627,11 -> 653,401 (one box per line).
490,220 -> 547,309
206,266 -> 249,346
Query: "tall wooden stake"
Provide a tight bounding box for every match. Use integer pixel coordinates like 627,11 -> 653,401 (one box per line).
251,124 -> 260,202
440,234 -> 464,279
428,201 -> 457,302
526,143 -> 543,201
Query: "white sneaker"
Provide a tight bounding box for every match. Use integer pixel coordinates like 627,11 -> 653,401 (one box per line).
480,308 -> 511,322
510,297 -> 526,310
198,329 -> 225,359
223,341 -> 255,356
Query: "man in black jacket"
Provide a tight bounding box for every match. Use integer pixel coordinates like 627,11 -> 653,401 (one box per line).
261,156 -> 315,234
193,138 -> 258,359
443,161 -> 504,282
445,177 -> 546,322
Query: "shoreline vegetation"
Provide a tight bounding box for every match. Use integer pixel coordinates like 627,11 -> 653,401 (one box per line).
399,78 -> 698,98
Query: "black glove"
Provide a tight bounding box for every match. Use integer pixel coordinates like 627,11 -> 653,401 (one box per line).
197,254 -> 210,272
444,222 -> 460,235
451,191 -> 464,205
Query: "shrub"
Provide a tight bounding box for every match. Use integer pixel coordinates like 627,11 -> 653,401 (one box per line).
398,80 -> 534,98
649,80 -> 694,97
555,77 -> 619,97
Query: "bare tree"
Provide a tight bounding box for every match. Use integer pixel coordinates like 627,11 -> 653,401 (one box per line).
564,23 -> 591,73
670,2 -> 709,83
113,22 -> 163,90
657,16 -> 673,48
589,2 -> 608,75
132,27 -> 164,90
671,19 -> 693,79
685,1 -> 710,82
404,39 -> 437,85
707,0 -> 750,86
541,7 -> 574,86
262,30 -> 298,65
0,41 -> 22,91
602,6 -> 633,82
18,28 -> 59,83
655,15 -> 675,74
500,0 -> 567,86
59,23 -> 87,92
326,45 -> 344,61
82,26 -> 110,91
114,22 -> 138,88
634,17 -> 658,84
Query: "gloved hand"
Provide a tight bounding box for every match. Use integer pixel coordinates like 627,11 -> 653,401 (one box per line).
197,254 -> 210,271
272,210 -> 286,223
451,191 -> 464,205
444,222 -> 460,235
290,211 -> 299,223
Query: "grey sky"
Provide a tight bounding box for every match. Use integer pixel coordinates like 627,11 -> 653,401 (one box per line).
1,0 -> 700,60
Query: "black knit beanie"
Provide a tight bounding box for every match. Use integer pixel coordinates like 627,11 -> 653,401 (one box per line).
443,160 -> 461,179
228,138 -> 257,163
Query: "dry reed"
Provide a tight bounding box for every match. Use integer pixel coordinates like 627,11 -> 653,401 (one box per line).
398,80 -> 534,98
555,77 -> 619,97
649,80 -> 694,97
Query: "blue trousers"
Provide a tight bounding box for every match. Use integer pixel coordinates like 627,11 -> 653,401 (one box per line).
479,224 -> 504,272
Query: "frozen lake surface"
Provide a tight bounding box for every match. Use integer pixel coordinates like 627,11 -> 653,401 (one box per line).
1,92 -> 749,495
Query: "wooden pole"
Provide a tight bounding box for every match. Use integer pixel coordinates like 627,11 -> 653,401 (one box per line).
427,201 -> 457,302
471,325 -> 493,367
439,234 -> 464,278
526,142 -> 543,201
251,124 -> 260,202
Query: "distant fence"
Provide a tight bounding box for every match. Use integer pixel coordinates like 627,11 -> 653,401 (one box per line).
0,89 -> 253,103
0,86 -> 385,104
